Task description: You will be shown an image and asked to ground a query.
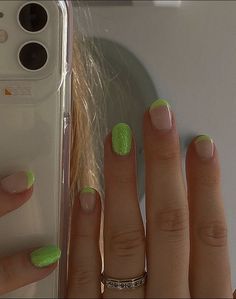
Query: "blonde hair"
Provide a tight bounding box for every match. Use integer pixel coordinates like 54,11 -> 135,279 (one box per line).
70,4 -> 107,274
70,4 -> 109,198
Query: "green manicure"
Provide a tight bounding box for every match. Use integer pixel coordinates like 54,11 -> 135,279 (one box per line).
81,186 -> 96,194
112,123 -> 132,156
30,245 -> 61,268
26,171 -> 35,189
195,135 -> 213,143
150,98 -> 171,110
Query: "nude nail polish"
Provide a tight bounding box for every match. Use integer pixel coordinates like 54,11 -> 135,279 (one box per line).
80,187 -> 96,213
0,171 -> 35,194
149,99 -> 172,130
195,135 -> 214,159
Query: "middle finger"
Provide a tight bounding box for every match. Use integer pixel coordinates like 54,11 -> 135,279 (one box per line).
144,99 -> 190,298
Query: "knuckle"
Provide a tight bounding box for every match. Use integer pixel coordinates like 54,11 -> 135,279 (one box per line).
198,221 -> 228,247
70,231 -> 92,242
157,207 -> 189,231
149,142 -> 180,162
195,173 -> 220,188
70,267 -> 95,287
157,149 -> 180,162
109,227 -> 145,258
110,171 -> 135,185
154,207 -> 189,242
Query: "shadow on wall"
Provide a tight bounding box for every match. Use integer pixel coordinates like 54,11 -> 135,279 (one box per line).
89,37 -> 158,200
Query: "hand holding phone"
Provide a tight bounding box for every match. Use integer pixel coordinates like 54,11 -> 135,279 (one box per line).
0,1 -> 72,297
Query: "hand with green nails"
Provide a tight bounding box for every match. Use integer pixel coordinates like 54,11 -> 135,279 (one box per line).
67,98 -> 234,299
0,98 -> 234,298
0,171 -> 61,296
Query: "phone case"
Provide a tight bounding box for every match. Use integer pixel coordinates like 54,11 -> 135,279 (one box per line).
0,0 -> 73,297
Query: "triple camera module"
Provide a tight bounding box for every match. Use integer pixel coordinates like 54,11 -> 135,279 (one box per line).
18,2 -> 48,71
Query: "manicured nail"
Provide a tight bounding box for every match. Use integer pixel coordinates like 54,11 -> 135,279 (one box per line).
30,245 -> 61,268
80,187 -> 96,213
0,171 -> 35,194
112,123 -> 132,156
194,135 -> 214,159
149,99 -> 172,130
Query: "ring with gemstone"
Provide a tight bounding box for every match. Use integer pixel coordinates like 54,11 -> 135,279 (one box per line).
101,271 -> 147,290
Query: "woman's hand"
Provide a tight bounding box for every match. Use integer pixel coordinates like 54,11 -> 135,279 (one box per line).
67,99 -> 234,298
0,172 -> 60,295
0,99 -> 234,298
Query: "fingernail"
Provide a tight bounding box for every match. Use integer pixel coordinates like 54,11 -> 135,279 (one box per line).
194,135 -> 214,159
112,123 -> 132,156
0,171 -> 35,194
149,99 -> 172,130
80,187 -> 96,213
30,245 -> 61,268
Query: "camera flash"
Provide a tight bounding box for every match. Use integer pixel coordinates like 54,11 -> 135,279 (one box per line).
0,30 -> 8,43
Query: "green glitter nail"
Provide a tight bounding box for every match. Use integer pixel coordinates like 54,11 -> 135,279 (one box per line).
112,123 -> 132,156
30,245 -> 61,268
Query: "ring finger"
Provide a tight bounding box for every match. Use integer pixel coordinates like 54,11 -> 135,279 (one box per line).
103,123 -> 146,298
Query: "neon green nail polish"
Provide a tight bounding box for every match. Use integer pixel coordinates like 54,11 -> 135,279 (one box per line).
81,186 -> 96,194
26,171 -> 35,189
112,123 -> 132,156
30,245 -> 61,268
195,135 -> 213,143
149,99 -> 171,111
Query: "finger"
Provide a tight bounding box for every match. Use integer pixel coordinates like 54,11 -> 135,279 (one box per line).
0,171 -> 35,217
233,289 -> 236,298
143,99 -> 190,298
186,135 -> 233,298
0,246 -> 60,295
103,124 -> 145,298
67,187 -> 102,298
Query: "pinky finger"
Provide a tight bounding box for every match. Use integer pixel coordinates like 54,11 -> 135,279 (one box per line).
67,187 -> 102,299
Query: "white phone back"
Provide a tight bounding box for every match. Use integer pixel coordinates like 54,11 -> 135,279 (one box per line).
0,1 -> 72,297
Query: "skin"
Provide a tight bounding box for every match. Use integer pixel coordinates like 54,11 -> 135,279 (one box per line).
0,108 -> 235,298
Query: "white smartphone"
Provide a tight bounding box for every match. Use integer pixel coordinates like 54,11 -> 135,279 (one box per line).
0,0 -> 73,297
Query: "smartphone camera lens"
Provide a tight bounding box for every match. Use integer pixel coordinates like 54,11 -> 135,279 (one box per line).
18,2 -> 48,32
19,42 -> 48,71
